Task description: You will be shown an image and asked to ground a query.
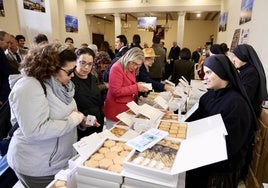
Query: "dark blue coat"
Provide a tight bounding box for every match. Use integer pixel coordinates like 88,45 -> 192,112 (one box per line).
136,64 -> 165,92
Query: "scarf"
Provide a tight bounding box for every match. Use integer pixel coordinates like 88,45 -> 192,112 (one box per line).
45,76 -> 75,105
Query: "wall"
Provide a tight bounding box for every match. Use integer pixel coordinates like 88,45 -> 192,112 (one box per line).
217,0 -> 268,88
0,0 -> 20,35
184,19 -> 219,51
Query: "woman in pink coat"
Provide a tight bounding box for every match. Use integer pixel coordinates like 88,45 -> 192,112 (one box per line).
103,47 -> 148,129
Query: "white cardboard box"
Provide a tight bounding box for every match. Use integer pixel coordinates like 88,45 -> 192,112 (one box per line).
74,136 -> 131,185
76,173 -> 121,188
123,114 -> 228,185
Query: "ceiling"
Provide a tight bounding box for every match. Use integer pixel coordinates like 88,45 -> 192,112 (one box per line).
91,11 -> 220,23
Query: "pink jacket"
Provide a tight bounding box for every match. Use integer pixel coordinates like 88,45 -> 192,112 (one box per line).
104,61 -> 138,121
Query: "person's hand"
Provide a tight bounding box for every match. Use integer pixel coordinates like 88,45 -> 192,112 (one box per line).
104,82 -> 108,89
164,84 -> 174,93
80,117 -> 101,128
137,82 -> 149,92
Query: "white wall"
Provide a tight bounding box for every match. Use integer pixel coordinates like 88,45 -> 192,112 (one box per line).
217,0 -> 268,89
0,0 -> 20,35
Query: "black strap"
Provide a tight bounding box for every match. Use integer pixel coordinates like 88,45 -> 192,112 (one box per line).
38,79 -> 47,96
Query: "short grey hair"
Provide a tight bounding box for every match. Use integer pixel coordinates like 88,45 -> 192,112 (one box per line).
120,47 -> 144,71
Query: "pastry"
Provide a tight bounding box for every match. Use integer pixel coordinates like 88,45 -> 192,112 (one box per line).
84,160 -> 99,168
99,158 -> 113,169
105,151 -> 118,159
54,180 -> 66,188
90,153 -> 104,161
98,147 -> 110,154
113,155 -> 125,165
119,150 -> 130,157
103,140 -> 116,147
108,164 -> 123,173
110,145 -> 123,153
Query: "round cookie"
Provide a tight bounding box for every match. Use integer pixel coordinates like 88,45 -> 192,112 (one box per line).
99,158 -> 113,169
110,145 -> 123,153
113,155 -> 125,165
108,164 -> 123,173
98,147 -> 110,154
84,160 -> 99,168
103,140 -> 116,148
119,150 -> 130,157
105,151 -> 118,159
90,153 -> 104,161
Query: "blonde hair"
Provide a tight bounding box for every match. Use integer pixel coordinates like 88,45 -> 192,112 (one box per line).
120,47 -> 144,71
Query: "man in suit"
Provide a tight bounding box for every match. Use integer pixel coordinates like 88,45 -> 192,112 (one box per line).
191,46 -> 202,63
167,41 -> 180,79
114,34 -> 128,58
0,30 -> 12,107
5,35 -> 28,73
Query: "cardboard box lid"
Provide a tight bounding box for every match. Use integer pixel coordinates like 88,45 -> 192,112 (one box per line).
171,114 -> 228,174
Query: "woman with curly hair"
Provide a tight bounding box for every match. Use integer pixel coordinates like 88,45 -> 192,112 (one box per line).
7,43 -> 88,187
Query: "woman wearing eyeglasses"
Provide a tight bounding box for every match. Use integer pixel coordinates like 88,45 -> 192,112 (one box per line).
71,47 -> 104,140
7,43 -> 86,187
103,47 -> 149,129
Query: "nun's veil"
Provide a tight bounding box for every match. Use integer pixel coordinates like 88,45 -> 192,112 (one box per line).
233,44 -> 268,101
204,55 -> 248,100
204,54 -> 258,129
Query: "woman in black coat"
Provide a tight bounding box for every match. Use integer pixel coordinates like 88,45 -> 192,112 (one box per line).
233,44 -> 268,116
185,55 -> 257,188
72,47 -> 104,140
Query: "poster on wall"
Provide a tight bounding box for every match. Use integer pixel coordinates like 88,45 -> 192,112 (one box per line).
65,15 -> 78,33
239,0 -> 254,25
240,28 -> 250,44
154,25 -> 165,39
23,0 -> 46,13
137,17 -> 157,32
0,0 -> 5,17
230,29 -> 241,52
219,12 -> 228,32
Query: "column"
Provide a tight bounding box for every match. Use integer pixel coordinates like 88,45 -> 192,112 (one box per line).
114,13 -> 121,37
177,11 -> 185,47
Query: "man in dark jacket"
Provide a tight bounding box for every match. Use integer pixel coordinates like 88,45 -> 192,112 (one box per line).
0,30 -> 12,108
167,41 -> 180,78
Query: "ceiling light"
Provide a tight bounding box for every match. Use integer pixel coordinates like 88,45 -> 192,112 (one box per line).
197,13 -> 201,18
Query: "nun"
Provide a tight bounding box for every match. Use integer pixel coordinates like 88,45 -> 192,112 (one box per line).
185,55 -> 257,188
233,44 -> 268,116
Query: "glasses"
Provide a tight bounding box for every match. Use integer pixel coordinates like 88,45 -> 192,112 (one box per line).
79,60 -> 93,67
131,61 -> 142,67
60,66 -> 76,76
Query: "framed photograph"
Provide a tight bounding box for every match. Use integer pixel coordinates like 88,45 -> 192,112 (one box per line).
219,12 -> 228,32
239,0 -> 254,25
23,0 -> 46,13
137,17 -> 157,32
65,15 -> 78,33
154,25 -> 165,39
230,29 -> 241,52
0,0 -> 5,17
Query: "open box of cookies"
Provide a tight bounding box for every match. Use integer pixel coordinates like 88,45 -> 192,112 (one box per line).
123,114 -> 229,186
77,138 -> 134,185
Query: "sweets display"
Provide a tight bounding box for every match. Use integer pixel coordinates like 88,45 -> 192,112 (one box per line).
129,140 -> 180,171
158,121 -> 187,139
83,140 -> 132,173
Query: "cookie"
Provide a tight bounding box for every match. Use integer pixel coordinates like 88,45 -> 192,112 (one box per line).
98,147 -> 110,154
108,164 -> 123,173
103,140 -> 116,148
90,153 -> 104,161
99,158 -> 113,169
84,160 -> 99,168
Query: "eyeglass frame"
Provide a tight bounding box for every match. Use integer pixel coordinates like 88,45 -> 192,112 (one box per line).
59,66 -> 76,76
79,60 -> 93,67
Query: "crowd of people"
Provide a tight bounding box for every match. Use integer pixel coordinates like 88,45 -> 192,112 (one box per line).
0,30 -> 268,188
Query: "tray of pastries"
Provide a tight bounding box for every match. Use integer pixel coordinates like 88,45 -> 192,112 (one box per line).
158,121 -> 187,139
128,140 -> 180,171
83,139 -> 132,173
110,126 -> 128,138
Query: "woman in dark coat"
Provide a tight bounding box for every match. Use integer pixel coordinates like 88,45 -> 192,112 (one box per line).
185,55 -> 257,188
170,48 -> 195,85
233,44 -> 268,116
136,48 -> 173,92
72,47 -> 104,140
